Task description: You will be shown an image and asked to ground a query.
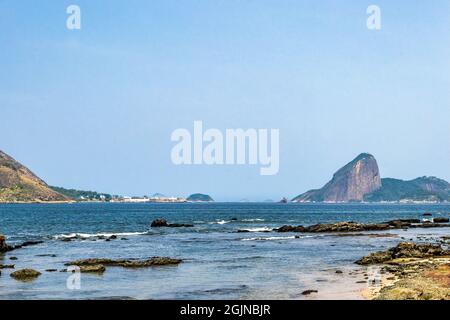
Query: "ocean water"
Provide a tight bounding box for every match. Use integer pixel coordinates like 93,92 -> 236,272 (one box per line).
0,203 -> 449,300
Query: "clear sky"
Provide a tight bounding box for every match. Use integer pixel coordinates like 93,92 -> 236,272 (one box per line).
1,0 -> 449,201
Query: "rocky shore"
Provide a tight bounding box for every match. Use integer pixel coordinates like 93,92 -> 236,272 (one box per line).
1,233 -> 183,280
357,242 -> 450,300
65,257 -> 182,272
275,219 -> 450,234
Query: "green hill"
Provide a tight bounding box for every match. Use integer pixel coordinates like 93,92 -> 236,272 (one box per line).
364,177 -> 450,202
187,193 -> 214,202
50,186 -> 113,202
0,150 -> 68,203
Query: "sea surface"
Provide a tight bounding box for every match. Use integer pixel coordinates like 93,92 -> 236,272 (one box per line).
0,203 -> 449,300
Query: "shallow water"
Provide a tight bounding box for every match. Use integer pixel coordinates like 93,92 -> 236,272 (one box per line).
0,203 -> 449,299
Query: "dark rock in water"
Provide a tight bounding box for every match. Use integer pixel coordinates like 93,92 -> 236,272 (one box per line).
231,218 -> 238,221
355,242 -> 450,265
0,234 -> 13,253
1,239 -> 45,252
45,269 -> 58,272
151,218 -> 193,228
279,197 -> 288,204
275,219 -> 448,235
10,269 -> 41,281
65,257 -> 182,269
151,219 -> 168,227
10,257 -> 17,260
276,225 -> 306,233
167,223 -> 194,228
293,153 -> 382,202
109,235 -> 117,240
0,264 -> 15,269
21,240 -> 43,247
77,265 -> 106,273
335,270 -> 343,274
423,213 -> 433,216
433,217 -> 449,223
237,230 -> 250,233
301,289 -> 318,295
306,222 -> 365,233
410,223 -> 448,229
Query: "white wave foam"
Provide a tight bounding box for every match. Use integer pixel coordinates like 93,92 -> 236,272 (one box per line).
54,231 -> 147,239
239,227 -> 272,232
242,236 -> 297,241
209,220 -> 230,225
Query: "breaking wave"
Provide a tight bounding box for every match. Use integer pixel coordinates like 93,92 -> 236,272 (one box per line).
238,227 -> 272,232
54,231 -> 148,239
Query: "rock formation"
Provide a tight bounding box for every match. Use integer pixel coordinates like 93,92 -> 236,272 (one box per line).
293,153 -> 381,202
0,150 -> 68,202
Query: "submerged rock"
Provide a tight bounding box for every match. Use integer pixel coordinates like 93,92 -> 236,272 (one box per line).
10,269 -> 41,281
276,225 -> 306,233
151,219 -> 168,227
301,289 -> 318,295
275,219 -> 448,234
0,264 -> 15,269
433,217 -> 449,223
63,264 -> 106,273
65,257 -> 182,269
151,219 -> 193,228
167,223 -> 194,228
1,235 -> 44,252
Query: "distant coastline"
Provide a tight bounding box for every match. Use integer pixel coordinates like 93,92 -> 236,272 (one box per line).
1,150 -> 449,204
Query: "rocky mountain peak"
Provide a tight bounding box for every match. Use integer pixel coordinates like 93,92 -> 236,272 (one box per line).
293,153 -> 382,202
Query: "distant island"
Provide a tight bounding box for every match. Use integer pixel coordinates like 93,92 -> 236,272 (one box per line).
187,193 -> 214,202
292,153 -> 450,203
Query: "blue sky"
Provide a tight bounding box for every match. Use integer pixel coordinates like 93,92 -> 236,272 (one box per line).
1,0 -> 449,201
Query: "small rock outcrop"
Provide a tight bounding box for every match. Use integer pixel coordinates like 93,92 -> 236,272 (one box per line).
10,269 -> 41,281
65,257 -> 182,269
301,290 -> 318,295
355,242 -> 450,265
277,225 -> 306,233
151,219 -> 193,228
433,217 -> 449,223
275,219 -> 448,233
0,234 -> 10,252
151,219 -> 168,227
